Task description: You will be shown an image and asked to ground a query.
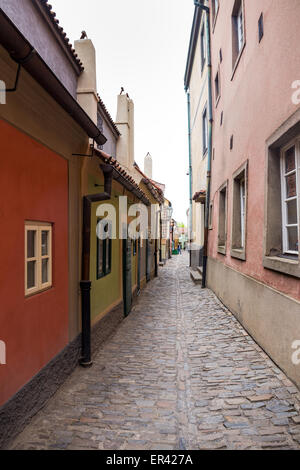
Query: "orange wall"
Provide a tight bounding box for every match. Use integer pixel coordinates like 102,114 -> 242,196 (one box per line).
0,120 -> 69,406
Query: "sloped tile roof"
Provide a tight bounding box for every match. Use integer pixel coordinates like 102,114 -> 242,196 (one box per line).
39,0 -> 84,71
95,149 -> 150,205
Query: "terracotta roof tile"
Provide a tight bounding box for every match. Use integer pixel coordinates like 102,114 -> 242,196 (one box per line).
39,0 -> 84,71
95,149 -> 150,205
97,95 -> 121,136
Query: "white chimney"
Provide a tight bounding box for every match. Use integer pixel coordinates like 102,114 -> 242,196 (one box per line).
144,152 -> 153,179
115,94 -> 134,169
74,38 -> 98,125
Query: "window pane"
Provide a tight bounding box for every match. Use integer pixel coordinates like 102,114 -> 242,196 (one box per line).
42,258 -> 48,284
27,230 -> 36,258
286,173 -> 297,198
287,226 -> 298,252
285,146 -> 295,173
105,240 -> 110,273
287,199 -> 298,225
97,239 -> 103,278
27,261 -> 36,289
41,231 -> 49,256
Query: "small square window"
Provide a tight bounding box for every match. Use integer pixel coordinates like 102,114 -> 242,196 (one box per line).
215,71 -> 220,102
25,222 -> 52,296
212,0 -> 219,26
232,0 -> 245,69
231,162 -> 248,260
258,13 -> 264,42
218,182 -> 228,254
96,219 -> 112,279
202,106 -> 208,155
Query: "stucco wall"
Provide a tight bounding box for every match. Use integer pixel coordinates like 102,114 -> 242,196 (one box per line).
0,120 -> 69,407
207,257 -> 300,389
0,0 -> 79,97
0,45 -> 87,342
208,0 -> 300,302
188,12 -> 209,247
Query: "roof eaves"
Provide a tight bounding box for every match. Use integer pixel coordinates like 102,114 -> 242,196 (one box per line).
95,149 -> 150,206
184,5 -> 203,90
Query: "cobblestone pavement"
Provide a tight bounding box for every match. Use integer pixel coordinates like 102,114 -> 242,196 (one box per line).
10,253 -> 300,450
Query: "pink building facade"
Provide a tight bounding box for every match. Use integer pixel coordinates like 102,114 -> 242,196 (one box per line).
206,0 -> 300,387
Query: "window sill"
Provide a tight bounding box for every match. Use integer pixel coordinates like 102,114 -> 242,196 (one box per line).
263,255 -> 300,278
25,285 -> 53,299
217,245 -> 226,255
231,248 -> 246,261
231,41 -> 246,81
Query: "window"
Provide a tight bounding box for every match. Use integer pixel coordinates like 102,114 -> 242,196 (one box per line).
230,135 -> 234,150
96,219 -> 112,279
133,238 -> 137,256
231,162 -> 248,260
264,110 -> 300,278
258,13 -> 264,43
215,70 -> 220,103
25,222 -> 52,296
220,111 -> 223,126
218,182 -> 227,254
212,0 -> 219,26
209,202 -> 213,230
232,0 -> 245,69
219,48 -> 223,63
202,106 -> 208,155
200,24 -> 206,71
280,144 -> 299,255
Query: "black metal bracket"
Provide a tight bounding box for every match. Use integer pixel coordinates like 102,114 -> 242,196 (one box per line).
72,140 -> 95,157
0,63 -> 21,93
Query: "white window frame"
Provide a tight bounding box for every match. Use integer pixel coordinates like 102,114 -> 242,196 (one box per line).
25,222 -> 52,296
240,177 -> 246,249
237,3 -> 244,53
280,139 -> 299,256
202,105 -> 208,155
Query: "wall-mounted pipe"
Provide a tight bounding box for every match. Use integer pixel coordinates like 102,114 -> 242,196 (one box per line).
80,164 -> 113,367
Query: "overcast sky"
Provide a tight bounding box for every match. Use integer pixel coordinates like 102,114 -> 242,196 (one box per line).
51,0 -> 195,223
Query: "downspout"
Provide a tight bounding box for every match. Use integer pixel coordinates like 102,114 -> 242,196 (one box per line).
185,89 -> 193,268
80,163 -> 113,367
194,1 -> 213,288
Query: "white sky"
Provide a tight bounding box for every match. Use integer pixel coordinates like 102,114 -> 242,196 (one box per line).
51,0 -> 195,224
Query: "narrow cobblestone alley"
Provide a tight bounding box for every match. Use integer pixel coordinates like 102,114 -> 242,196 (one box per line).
9,253 -> 300,450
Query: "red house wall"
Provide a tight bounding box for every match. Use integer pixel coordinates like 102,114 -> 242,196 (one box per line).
0,119 -> 69,406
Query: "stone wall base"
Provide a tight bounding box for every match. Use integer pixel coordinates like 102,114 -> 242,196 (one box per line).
207,257 -> 300,389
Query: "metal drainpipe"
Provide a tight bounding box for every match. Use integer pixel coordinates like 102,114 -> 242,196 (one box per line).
186,89 -> 193,268
194,1 -> 213,288
80,164 -> 113,367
